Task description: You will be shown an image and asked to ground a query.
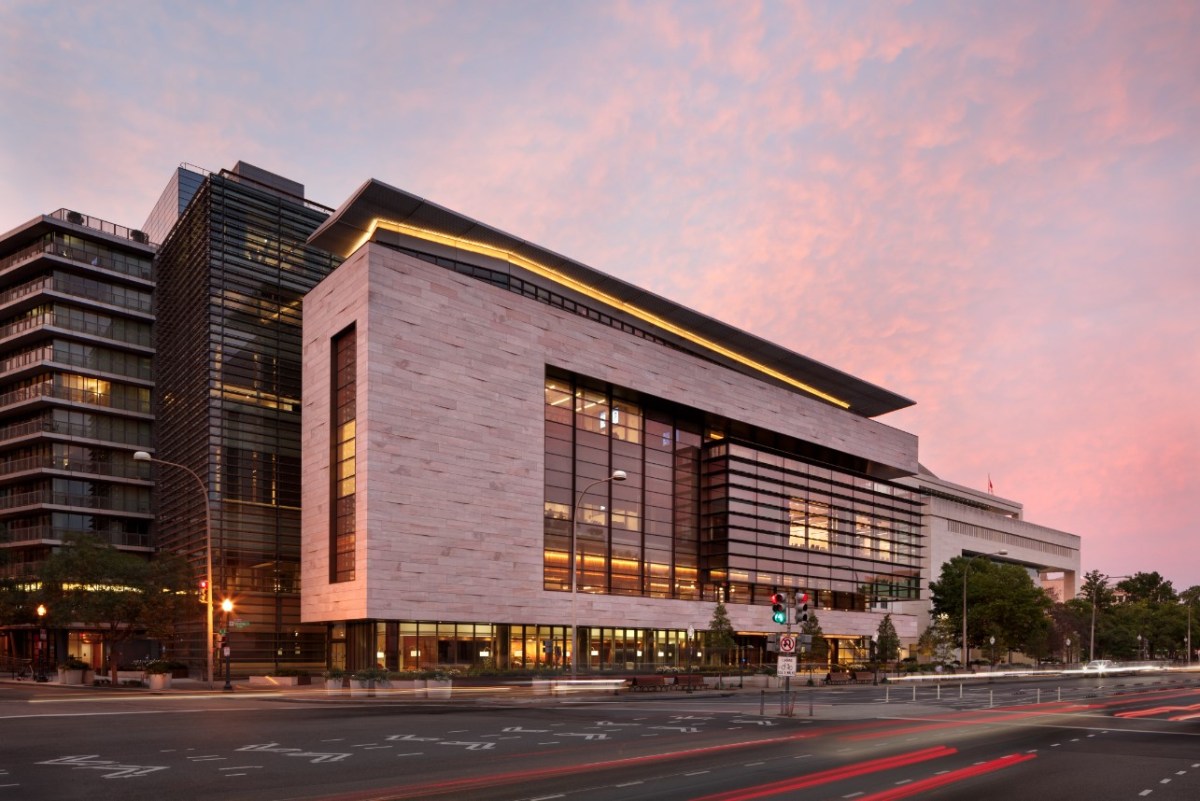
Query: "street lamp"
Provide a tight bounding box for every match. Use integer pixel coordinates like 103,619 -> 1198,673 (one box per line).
221,598 -> 234,691
35,603 -> 47,682
1089,573 -> 1129,663
570,469 -> 627,678
961,549 -> 1007,667
133,450 -> 214,690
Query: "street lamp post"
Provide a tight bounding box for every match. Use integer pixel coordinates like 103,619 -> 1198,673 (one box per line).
35,603 -> 47,682
570,470 -> 627,678
1089,573 -> 1129,663
961,550 -> 1007,668
221,599 -> 233,691
133,451 -> 214,690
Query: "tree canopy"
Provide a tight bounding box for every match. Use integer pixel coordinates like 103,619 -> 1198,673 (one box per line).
929,556 -> 1052,660
39,535 -> 196,678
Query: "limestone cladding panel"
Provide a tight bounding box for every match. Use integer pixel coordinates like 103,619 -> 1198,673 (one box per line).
302,244 -> 919,629
299,248 -> 367,623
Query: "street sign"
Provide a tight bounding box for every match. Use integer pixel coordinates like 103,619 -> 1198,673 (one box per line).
766,634 -> 779,652
778,634 -> 797,654
777,655 -> 797,677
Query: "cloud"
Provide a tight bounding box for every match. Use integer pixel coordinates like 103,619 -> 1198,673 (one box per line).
1,0 -> 1197,586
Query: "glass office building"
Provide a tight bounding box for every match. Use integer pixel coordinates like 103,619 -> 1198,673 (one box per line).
151,163 -> 339,675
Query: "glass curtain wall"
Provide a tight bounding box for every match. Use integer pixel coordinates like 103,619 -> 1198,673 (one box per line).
153,171 -> 340,675
543,370 -> 923,611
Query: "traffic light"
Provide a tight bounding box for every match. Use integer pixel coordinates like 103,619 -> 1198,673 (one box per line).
770,592 -> 787,624
198,579 -> 209,604
796,591 -> 810,624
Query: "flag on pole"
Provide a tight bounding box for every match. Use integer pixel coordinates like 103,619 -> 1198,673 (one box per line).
987,474 -> 994,494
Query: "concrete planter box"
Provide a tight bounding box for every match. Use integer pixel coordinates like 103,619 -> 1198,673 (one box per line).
426,679 -> 452,699
147,673 -> 172,690
531,678 -> 554,696
324,678 -> 346,694
57,668 -> 85,685
349,678 -> 375,697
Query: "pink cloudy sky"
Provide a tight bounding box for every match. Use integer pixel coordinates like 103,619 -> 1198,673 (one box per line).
2,2 -> 1197,589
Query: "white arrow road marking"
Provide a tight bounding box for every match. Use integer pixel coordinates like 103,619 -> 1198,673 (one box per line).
438,741 -> 496,750
236,744 -> 351,763
386,735 -> 441,743
502,726 -> 551,733
37,755 -> 168,779
559,733 -> 610,740
731,719 -> 778,726
649,726 -> 701,733
593,721 -> 641,727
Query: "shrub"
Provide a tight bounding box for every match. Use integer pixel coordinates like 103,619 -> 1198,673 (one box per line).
273,668 -> 310,677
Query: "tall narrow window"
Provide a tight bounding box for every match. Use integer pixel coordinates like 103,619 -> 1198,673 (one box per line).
331,326 -> 356,582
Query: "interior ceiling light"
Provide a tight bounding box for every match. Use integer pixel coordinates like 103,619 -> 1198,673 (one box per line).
361,218 -> 851,410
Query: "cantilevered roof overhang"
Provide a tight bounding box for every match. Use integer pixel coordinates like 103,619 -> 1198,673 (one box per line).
309,178 -> 915,418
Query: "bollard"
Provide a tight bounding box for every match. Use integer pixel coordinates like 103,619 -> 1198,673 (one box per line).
912,684 -> 916,702
989,689 -> 994,708
809,686 -> 814,717
885,683 -> 890,703
1037,688 -> 1041,704
959,682 -> 964,699
1057,687 -> 1061,702
937,682 -> 942,701
760,689 -> 765,717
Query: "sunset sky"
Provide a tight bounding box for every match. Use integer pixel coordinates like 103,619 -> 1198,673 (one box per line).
2,1 -> 1197,589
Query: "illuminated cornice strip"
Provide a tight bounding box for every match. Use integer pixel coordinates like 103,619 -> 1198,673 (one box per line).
362,218 -> 851,409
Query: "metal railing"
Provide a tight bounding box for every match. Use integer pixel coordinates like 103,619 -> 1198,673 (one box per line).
50,209 -> 154,246
0,382 -> 150,414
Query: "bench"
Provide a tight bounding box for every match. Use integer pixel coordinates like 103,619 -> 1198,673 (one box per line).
852,671 -> 876,684
673,674 -> 706,691
627,675 -> 669,692
825,672 -> 852,685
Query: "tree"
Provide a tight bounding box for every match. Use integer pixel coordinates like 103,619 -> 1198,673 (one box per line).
1117,572 -> 1176,605
929,557 -> 1052,661
801,611 -> 828,665
917,615 -> 957,665
139,551 -> 199,660
875,614 -> 900,665
705,601 -> 737,666
39,535 -> 194,683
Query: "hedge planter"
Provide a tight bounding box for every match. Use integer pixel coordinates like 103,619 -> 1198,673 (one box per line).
324,678 -> 346,695
426,679 -> 452,699
147,673 -> 172,690
349,678 -> 375,698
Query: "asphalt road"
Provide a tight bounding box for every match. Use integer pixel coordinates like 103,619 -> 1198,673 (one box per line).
1,672 -> 1198,800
